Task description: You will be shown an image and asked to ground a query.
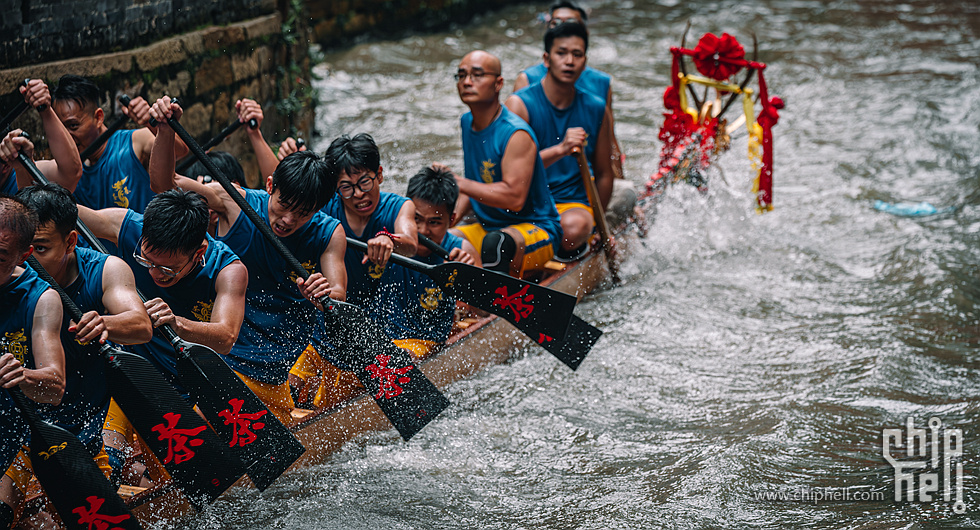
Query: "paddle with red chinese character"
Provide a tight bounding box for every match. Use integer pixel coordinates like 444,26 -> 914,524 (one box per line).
349,236 -> 579,343
5,386 -> 141,530
175,115 -> 257,173
25,255 -> 245,510
164,113 -> 450,441
392,235 -> 600,370
17,142 -> 299,492
572,147 -> 620,284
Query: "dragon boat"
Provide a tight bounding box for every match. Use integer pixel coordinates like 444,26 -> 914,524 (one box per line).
643,29 -> 783,212
16,182 -> 639,529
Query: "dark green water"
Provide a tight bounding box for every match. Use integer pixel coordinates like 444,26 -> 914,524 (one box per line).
170,1 -> 980,528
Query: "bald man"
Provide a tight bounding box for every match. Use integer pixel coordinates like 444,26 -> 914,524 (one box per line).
432,50 -> 561,278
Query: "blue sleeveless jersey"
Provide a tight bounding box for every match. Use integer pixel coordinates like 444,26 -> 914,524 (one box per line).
461,106 -> 561,243
516,82 -> 606,204
34,248 -> 111,446
323,191 -> 409,307
1,170 -> 17,195
218,189 -> 342,384
0,266 -> 50,457
75,129 -> 154,212
367,231 -> 463,343
117,210 -> 241,387
522,63 -> 611,106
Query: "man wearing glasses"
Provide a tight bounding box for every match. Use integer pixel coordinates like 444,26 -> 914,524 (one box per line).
77,187 -> 246,487
147,97 -> 345,423
433,50 -> 561,277
322,133 -> 417,308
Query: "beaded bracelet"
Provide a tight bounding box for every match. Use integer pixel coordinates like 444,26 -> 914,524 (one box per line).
374,228 -> 400,242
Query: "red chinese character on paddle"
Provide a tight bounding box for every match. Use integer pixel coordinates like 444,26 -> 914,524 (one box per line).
537,333 -> 553,344
72,496 -> 131,530
492,284 -> 535,322
218,398 -> 268,447
366,354 -> 413,399
151,412 -> 206,464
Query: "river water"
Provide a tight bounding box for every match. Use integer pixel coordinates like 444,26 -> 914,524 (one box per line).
171,1 -> 980,528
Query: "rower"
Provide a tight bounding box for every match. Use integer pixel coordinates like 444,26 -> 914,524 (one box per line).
147,97 -> 346,424
0,79 -> 82,195
321,133 -> 417,305
436,50 -> 561,278
0,196 -> 66,527
14,182 -> 152,490
513,1 -> 625,180
505,21 -> 615,262
76,189 -> 247,481
48,74 -> 188,214
366,166 -> 479,359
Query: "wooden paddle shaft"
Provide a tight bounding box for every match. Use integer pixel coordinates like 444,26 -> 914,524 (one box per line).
572,147 -> 619,282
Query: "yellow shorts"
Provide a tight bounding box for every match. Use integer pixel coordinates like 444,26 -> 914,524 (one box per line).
555,202 -> 594,217
5,446 -> 112,494
103,398 -> 133,439
393,339 -> 439,359
234,371 -> 295,427
454,222 -> 555,275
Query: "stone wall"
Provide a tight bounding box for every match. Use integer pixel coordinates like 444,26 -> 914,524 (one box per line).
0,4 -> 312,188
0,0 -> 276,69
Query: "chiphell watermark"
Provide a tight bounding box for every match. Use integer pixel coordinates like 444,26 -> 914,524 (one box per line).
754,486 -> 884,504
883,416 -> 966,514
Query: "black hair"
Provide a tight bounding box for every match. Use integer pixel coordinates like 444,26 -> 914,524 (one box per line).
407,166 -> 458,212
15,183 -> 78,237
141,189 -> 209,255
549,1 -> 588,22
544,20 -> 589,53
184,151 -> 246,186
271,150 -> 333,214
324,133 -> 381,183
0,194 -> 38,254
52,74 -> 102,109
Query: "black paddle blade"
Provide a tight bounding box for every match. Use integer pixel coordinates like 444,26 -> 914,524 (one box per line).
436,262 -> 576,343
175,341 -> 306,491
9,391 -> 141,530
322,301 -> 450,441
535,314 -> 603,371
103,349 -> 245,509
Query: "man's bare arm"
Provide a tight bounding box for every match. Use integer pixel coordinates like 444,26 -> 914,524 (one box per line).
170,261 -> 248,355
22,289 -> 66,404
99,256 -> 153,345
455,130 -> 536,212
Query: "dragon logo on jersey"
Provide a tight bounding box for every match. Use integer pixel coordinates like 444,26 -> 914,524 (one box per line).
480,160 -> 496,183
1,330 -> 28,364
288,260 -> 318,283
368,262 -> 386,279
420,287 -> 442,310
112,177 -> 130,208
191,300 -> 214,322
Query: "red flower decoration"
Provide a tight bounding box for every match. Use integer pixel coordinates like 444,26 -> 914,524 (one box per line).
692,33 -> 746,80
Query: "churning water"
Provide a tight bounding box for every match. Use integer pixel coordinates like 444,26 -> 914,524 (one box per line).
170,1 -> 980,528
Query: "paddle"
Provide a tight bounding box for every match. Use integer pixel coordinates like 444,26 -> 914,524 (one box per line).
17,140 -> 301,492
6,387 -> 140,529
174,116 -> 257,173
572,147 -> 620,284
163,112 -> 450,441
349,237 -> 575,342
78,95 -> 132,162
25,256 -> 242,511
413,234 -> 601,370
0,80 -> 47,133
